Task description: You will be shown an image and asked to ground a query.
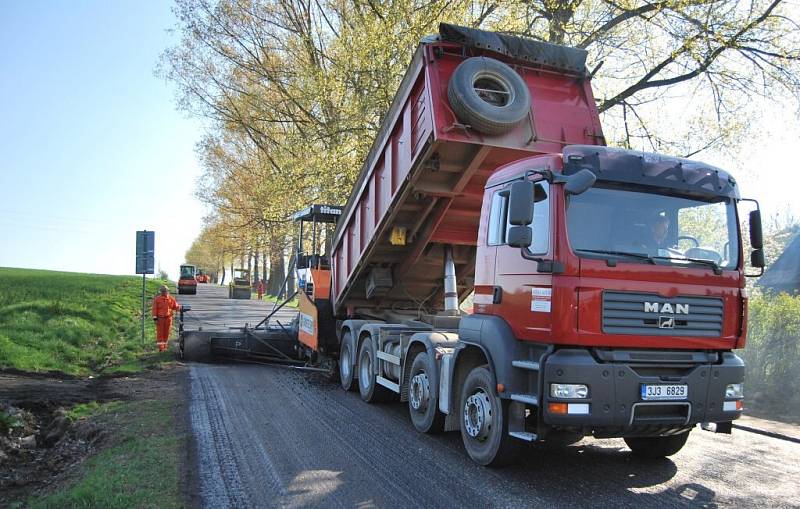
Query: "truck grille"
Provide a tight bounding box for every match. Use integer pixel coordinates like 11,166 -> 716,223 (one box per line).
602,291 -> 723,337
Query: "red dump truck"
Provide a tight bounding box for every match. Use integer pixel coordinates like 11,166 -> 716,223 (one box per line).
181,24 -> 764,466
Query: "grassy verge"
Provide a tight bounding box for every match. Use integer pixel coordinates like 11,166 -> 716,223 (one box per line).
0,267 -> 173,376
24,399 -> 182,509
261,293 -> 299,308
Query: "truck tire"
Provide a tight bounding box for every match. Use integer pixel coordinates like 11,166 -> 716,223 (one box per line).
447,56 -> 531,135
357,338 -> 392,403
407,351 -> 445,434
459,365 -> 520,466
339,332 -> 358,392
624,431 -> 690,458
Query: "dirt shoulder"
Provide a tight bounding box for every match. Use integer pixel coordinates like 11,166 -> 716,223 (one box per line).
0,362 -> 192,508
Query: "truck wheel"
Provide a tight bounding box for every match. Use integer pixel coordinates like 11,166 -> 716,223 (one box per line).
408,350 -> 446,433
357,338 -> 391,403
339,332 -> 358,392
447,56 -> 531,135
460,365 -> 520,466
624,431 -> 690,458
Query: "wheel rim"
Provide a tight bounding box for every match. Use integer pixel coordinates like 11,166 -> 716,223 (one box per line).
473,72 -> 512,107
340,344 -> 351,381
409,372 -> 430,412
464,390 -> 493,441
359,347 -> 371,389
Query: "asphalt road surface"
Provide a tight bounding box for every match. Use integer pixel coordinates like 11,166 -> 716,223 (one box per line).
178,285 -> 800,509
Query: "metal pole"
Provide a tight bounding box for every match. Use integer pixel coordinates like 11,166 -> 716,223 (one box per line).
312,217 -> 317,262
142,273 -> 146,344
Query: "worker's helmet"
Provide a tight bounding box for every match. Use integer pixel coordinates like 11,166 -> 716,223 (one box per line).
159,285 -> 168,294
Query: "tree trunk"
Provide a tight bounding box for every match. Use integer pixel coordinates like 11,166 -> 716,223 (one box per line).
262,250 -> 268,287
247,250 -> 253,286
287,251 -> 296,296
253,250 -> 260,286
267,248 -> 285,296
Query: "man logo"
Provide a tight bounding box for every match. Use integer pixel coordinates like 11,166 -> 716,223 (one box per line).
644,302 -> 689,314
659,316 -> 675,329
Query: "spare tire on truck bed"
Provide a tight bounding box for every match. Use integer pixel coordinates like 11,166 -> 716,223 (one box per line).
447,56 -> 531,135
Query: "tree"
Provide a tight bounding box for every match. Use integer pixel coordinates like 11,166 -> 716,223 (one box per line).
487,1 -> 800,155
741,292 -> 800,421
162,0 -> 799,291
161,1 -> 799,169
185,217 -> 244,283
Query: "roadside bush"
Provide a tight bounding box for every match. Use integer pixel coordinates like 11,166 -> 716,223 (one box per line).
739,292 -> 800,422
0,411 -> 22,434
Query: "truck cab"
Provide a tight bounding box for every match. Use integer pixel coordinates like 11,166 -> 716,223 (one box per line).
455,144 -> 759,460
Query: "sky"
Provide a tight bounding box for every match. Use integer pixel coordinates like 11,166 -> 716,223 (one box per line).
1,2 -> 799,281
0,2 -> 205,280
711,99 -> 800,225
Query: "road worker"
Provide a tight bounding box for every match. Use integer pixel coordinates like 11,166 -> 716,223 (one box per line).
257,279 -> 265,300
152,284 -> 181,352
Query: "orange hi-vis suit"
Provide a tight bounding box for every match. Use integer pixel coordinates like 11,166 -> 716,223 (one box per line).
152,293 -> 181,351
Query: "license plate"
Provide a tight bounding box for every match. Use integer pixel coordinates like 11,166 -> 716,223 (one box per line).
641,384 -> 688,401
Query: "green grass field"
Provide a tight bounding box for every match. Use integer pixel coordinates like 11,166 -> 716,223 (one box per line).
0,267 -> 174,375
260,292 -> 299,308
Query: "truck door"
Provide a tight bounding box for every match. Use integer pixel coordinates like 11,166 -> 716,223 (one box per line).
472,189 -> 502,314
493,181 -> 553,341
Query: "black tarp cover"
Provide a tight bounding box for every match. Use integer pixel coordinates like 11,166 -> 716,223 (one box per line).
438,23 -> 588,76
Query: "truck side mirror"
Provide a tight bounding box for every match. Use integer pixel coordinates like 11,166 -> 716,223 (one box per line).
565,169 -> 596,195
507,225 -> 532,248
751,249 -> 765,268
508,180 -> 534,225
749,210 -> 763,249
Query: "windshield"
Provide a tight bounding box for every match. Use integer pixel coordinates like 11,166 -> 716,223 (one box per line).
180,265 -> 195,278
567,186 -> 739,270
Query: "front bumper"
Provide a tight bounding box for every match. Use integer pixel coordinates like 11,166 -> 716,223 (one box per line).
542,349 -> 744,437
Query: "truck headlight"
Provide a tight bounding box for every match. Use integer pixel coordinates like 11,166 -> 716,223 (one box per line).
550,383 -> 589,399
725,383 -> 743,399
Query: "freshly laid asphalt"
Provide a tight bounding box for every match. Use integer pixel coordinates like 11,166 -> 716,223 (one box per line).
179,285 -> 800,509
